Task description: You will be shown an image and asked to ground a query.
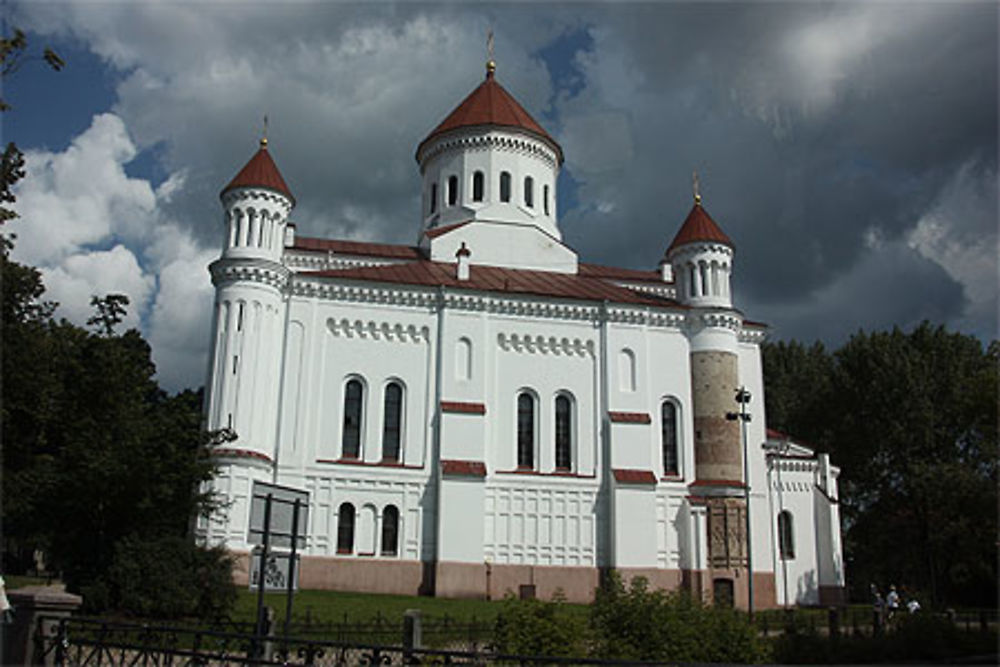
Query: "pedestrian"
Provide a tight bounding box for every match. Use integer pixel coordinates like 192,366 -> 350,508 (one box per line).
886,585 -> 900,622
871,583 -> 884,634
906,597 -> 921,614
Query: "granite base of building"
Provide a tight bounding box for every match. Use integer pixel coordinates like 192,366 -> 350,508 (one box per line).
230,552 -> 778,607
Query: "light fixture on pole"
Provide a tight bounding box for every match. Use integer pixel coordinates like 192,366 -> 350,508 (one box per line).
726,386 -> 753,619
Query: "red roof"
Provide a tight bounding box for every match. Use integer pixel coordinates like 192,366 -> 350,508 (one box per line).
305,261 -> 680,307
417,68 -> 563,163
222,141 -> 295,203
666,203 -> 732,254
577,263 -> 662,283
291,236 -> 423,260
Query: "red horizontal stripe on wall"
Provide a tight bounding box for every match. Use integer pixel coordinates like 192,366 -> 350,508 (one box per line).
441,459 -> 487,477
612,468 -> 658,484
608,411 -> 651,424
440,400 -> 486,415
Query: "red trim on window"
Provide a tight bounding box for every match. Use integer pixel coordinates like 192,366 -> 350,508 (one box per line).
612,468 -> 658,484
440,400 -> 486,415
608,411 -> 651,424
496,469 -> 596,479
336,548 -> 351,555
316,458 -> 422,469
441,459 -> 487,477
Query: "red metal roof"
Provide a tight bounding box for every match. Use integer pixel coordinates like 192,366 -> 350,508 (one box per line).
417,69 -> 563,163
577,263 -> 662,283
221,142 -> 295,203
305,260 -> 681,307
291,236 -> 423,260
666,203 -> 732,254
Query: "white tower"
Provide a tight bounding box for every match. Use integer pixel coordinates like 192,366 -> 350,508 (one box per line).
415,61 -> 576,273
205,136 -> 294,468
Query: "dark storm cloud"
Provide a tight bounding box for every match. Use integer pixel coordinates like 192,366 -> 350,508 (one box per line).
550,2 -> 997,343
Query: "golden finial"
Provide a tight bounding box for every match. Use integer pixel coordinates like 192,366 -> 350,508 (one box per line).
486,28 -> 496,77
692,171 -> 702,205
260,115 -> 269,148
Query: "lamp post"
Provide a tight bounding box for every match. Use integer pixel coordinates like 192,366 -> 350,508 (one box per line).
764,439 -> 791,611
726,386 -> 753,619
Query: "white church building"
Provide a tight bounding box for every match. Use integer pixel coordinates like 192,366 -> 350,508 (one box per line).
197,59 -> 845,608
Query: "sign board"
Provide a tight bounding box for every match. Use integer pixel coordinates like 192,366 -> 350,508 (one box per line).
248,481 -> 309,549
248,550 -> 300,591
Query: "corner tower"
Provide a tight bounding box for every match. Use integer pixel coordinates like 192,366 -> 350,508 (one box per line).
205,137 -> 293,472
415,60 -> 576,273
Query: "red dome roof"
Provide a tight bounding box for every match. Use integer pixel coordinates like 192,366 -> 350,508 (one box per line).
416,68 -> 563,163
221,140 -> 295,204
666,202 -> 733,254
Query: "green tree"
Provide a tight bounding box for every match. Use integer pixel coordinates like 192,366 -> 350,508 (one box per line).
763,323 -> 998,607
493,591 -> 585,657
590,571 -> 767,663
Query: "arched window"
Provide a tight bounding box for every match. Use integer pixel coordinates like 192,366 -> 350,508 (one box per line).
661,401 -> 679,476
343,379 -> 363,459
500,171 -> 511,203
688,264 -> 697,298
517,392 -> 535,469
700,261 -> 710,297
429,183 -> 438,214
555,395 -> 572,471
448,175 -> 458,206
381,505 -> 399,556
543,184 -> 550,215
382,382 -> 403,462
619,348 -> 636,392
524,176 -> 534,208
337,502 -> 355,554
778,511 -> 795,559
472,171 -> 485,202
456,337 -> 472,381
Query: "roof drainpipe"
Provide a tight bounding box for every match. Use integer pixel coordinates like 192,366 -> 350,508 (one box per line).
456,242 -> 471,280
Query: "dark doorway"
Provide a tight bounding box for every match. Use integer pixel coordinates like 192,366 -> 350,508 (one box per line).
713,577 -> 735,608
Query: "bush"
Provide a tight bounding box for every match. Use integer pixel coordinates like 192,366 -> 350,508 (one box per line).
84,535 -> 236,620
493,591 -> 585,657
591,571 -> 768,663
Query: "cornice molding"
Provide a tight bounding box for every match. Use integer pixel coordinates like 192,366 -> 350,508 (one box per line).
497,332 -> 595,357
210,258 -> 290,290
326,316 -> 430,344
419,130 -> 558,170
221,188 -> 293,216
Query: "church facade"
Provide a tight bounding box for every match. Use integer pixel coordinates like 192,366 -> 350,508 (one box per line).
196,60 -> 845,608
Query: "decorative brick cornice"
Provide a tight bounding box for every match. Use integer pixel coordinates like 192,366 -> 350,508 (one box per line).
440,401 -> 486,415
419,131 -> 558,170
613,468 -> 658,485
441,459 -> 487,477
327,317 -> 430,344
608,411 -> 651,424
497,332 -> 594,357
209,258 -> 289,290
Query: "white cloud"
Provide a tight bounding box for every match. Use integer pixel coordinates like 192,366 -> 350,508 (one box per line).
11,112 -> 216,391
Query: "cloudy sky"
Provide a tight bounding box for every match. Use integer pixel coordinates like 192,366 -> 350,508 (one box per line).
6,1 -> 997,392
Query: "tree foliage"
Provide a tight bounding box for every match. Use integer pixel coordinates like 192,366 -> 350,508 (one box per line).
763,324 -> 998,607
1,28 -> 233,619
493,591 -> 585,657
590,572 -> 767,663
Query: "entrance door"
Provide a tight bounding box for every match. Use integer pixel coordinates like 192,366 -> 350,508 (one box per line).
713,577 -> 734,608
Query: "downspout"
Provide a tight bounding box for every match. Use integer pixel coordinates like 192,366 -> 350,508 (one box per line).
430,286 -> 446,571
598,300 -> 614,570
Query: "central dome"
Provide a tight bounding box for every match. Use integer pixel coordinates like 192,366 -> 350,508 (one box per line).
416,67 -> 563,164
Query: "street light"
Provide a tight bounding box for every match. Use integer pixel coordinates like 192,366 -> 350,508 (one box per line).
763,439 -> 792,611
726,386 -> 753,619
